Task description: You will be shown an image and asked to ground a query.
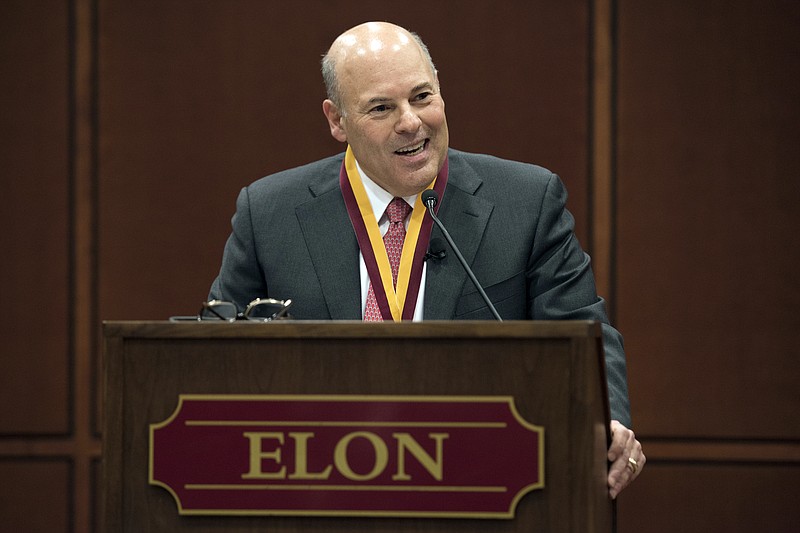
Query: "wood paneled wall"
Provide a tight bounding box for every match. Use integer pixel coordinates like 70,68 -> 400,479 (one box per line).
614,1 -> 800,531
1,1 -> 797,531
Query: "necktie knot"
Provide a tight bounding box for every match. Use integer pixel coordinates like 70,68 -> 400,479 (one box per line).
386,197 -> 411,225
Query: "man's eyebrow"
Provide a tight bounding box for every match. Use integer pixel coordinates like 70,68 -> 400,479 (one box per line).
365,96 -> 392,106
364,83 -> 436,106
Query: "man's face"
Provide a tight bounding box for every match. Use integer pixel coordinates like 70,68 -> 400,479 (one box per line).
323,36 -> 449,197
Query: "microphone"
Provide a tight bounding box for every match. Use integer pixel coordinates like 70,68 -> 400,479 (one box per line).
424,237 -> 447,262
421,190 -> 502,321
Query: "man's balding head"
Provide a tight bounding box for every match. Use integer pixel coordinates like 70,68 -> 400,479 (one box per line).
321,22 -> 437,113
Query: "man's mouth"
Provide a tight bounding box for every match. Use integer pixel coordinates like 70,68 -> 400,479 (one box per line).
395,140 -> 428,156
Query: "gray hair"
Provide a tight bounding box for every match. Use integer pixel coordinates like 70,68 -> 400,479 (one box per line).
321,31 -> 436,114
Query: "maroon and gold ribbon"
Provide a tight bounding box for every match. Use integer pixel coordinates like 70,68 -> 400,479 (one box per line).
340,145 -> 448,321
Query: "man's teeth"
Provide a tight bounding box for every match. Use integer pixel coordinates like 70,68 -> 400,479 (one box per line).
396,141 -> 425,155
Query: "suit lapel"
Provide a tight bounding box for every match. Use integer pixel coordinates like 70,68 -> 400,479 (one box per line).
424,153 -> 494,319
295,169 -> 362,319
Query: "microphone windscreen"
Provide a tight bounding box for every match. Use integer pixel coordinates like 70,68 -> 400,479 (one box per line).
421,189 -> 439,208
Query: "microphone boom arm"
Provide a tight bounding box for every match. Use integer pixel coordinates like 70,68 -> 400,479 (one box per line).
423,191 -> 503,321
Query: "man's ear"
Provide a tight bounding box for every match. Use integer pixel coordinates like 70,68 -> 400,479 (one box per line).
322,100 -> 347,143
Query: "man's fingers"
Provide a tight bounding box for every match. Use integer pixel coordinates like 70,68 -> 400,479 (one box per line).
606,420 -> 645,499
607,420 -> 633,461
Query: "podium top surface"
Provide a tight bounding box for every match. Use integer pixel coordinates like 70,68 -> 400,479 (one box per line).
103,320 -> 602,340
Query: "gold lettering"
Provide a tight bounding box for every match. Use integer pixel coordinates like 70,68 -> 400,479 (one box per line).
288,432 -> 333,480
241,431 -> 286,479
333,431 -> 388,481
392,432 -> 448,481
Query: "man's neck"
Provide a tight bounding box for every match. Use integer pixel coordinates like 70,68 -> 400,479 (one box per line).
355,159 -> 418,220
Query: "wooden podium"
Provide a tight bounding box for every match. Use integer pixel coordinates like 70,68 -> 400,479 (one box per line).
102,320 -> 613,532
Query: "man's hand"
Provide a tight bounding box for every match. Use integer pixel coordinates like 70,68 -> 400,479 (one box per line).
607,420 -> 645,499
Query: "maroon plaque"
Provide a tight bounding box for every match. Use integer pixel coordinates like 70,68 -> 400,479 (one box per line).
149,395 -> 544,518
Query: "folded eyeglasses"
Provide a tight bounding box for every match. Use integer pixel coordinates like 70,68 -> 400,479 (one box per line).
198,298 -> 293,322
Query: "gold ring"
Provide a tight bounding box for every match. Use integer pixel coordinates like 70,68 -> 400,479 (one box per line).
627,457 -> 638,475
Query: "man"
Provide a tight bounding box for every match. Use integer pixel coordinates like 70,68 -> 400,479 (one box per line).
209,21 -> 644,498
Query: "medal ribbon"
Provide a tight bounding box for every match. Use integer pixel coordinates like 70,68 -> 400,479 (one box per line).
340,145 -> 448,321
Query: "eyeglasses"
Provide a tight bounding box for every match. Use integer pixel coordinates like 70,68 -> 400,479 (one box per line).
199,298 -> 293,322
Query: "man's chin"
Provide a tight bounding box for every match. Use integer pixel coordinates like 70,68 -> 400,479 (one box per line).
393,169 -> 440,197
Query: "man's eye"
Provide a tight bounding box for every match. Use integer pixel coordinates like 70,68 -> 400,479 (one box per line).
370,104 -> 390,113
414,92 -> 432,101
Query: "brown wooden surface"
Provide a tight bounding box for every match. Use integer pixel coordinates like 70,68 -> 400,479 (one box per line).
0,0 -> 70,436
614,0 -> 800,529
0,460 -> 71,531
616,0 -> 800,441
618,462 -> 800,533
103,321 -> 611,532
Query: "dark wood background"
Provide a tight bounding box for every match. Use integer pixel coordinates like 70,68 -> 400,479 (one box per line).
1,0 -> 798,531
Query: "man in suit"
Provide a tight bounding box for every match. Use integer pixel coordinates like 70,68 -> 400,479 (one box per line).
209,21 -> 644,497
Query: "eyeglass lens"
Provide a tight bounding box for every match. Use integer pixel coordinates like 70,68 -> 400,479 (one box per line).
246,302 -> 288,320
200,301 -> 238,320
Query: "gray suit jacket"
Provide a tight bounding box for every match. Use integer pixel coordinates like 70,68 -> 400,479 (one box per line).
209,149 -> 631,426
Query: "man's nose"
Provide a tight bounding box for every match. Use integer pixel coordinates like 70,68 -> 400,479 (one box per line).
395,106 -> 422,133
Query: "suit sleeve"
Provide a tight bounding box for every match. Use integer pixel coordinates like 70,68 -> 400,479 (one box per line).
208,186 -> 269,312
528,174 -> 631,427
